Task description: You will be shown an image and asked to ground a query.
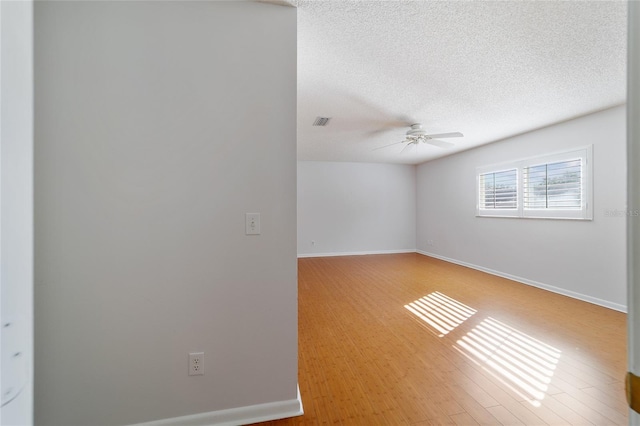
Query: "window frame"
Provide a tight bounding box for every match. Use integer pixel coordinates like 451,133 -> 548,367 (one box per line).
476,146 -> 593,220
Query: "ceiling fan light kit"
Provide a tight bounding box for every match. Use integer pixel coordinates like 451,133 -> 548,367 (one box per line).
374,123 -> 464,152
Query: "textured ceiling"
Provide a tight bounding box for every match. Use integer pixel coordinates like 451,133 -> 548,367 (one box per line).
297,1 -> 627,165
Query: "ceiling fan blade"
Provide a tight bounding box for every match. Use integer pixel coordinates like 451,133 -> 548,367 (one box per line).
426,139 -> 455,149
366,127 -> 396,137
372,141 -> 405,151
425,132 -> 463,139
400,142 -> 414,154
340,93 -> 416,137
365,116 -> 415,137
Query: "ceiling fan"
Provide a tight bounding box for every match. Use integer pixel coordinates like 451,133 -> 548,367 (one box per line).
374,124 -> 464,152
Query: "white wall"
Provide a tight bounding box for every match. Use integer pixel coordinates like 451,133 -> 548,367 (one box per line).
417,106 -> 626,311
297,161 -> 416,257
34,2 -> 298,426
1,1 -> 34,425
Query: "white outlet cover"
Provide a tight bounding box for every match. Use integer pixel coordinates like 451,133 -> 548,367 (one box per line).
189,352 -> 204,376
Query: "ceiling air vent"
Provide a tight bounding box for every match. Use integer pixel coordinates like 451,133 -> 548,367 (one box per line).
313,116 -> 331,126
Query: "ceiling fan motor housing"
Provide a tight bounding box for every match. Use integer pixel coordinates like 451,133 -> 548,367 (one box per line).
406,124 -> 428,138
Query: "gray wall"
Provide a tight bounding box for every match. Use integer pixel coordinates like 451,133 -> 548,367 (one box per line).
417,106 -> 626,310
34,2 -> 297,425
297,161 -> 416,257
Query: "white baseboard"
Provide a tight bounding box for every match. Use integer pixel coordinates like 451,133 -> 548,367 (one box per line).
297,249 -> 416,258
130,385 -> 303,426
417,250 -> 626,313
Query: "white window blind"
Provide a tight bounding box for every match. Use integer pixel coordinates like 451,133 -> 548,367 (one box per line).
523,159 -> 582,210
479,169 -> 517,210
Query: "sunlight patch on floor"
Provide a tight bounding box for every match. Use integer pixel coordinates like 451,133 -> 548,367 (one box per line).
454,317 -> 562,407
404,291 -> 477,336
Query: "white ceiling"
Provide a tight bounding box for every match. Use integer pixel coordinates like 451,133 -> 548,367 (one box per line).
295,1 -> 627,165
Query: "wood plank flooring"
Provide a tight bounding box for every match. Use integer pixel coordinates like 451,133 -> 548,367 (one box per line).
256,253 -> 627,425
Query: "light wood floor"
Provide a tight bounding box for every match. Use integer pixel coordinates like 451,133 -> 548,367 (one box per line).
258,253 -> 627,425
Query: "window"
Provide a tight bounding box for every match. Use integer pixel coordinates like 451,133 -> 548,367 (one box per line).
476,146 -> 592,220
479,169 -> 517,210
524,159 -> 582,210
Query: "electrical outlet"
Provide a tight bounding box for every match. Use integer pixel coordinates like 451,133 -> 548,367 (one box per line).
189,352 -> 204,376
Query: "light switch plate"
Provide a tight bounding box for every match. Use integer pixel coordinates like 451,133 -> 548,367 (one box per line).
245,213 -> 261,235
